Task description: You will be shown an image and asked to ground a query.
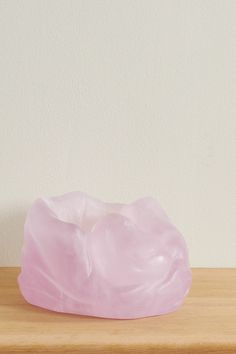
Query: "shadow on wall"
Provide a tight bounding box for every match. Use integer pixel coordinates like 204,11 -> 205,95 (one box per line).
0,207 -> 27,266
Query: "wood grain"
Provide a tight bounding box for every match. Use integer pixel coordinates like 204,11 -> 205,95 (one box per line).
0,268 -> 235,353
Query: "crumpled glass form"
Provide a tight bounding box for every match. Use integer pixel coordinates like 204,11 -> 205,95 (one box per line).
18,191 -> 192,319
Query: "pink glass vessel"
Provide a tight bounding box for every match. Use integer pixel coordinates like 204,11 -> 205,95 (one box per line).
18,192 -> 192,319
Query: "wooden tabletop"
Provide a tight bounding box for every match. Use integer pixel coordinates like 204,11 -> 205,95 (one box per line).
0,268 -> 235,354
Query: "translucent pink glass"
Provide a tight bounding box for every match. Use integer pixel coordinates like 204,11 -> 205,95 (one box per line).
18,192 -> 192,319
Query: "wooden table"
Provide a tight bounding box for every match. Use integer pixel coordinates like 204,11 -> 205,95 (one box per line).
0,268 -> 235,353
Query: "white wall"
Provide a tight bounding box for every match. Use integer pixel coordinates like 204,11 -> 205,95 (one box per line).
0,0 -> 235,267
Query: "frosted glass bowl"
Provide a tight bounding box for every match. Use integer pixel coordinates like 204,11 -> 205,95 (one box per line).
18,191 -> 192,319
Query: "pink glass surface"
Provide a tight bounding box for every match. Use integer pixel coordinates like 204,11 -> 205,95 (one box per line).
18,192 -> 192,319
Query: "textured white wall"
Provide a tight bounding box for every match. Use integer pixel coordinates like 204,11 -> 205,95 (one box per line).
0,0 -> 235,266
